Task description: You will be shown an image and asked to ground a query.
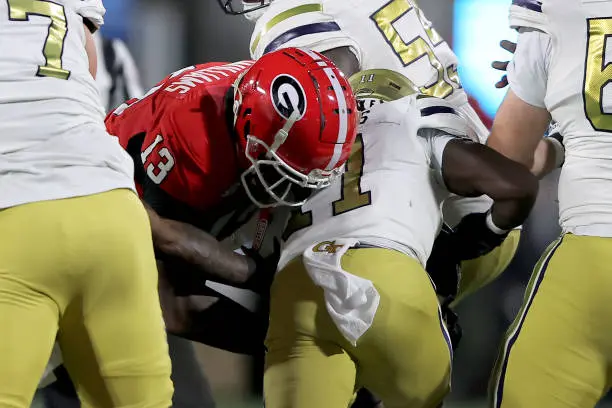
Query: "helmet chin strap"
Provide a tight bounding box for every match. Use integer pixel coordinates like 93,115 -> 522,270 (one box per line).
269,110 -> 300,153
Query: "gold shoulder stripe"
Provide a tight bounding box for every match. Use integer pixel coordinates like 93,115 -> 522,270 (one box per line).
251,3 -> 323,54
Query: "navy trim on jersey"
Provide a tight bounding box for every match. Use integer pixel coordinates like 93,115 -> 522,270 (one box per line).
512,0 -> 542,12
263,22 -> 341,54
420,106 -> 457,117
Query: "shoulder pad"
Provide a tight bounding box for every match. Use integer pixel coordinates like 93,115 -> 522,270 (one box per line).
67,0 -> 106,29
416,95 -> 469,138
509,0 -> 547,32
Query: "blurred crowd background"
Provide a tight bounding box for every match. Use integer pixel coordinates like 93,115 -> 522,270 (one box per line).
94,0 -> 583,406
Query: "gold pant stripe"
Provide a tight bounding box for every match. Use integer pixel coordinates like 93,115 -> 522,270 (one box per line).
490,236 -> 564,408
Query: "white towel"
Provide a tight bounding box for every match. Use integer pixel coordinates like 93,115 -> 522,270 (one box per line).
302,239 -> 380,346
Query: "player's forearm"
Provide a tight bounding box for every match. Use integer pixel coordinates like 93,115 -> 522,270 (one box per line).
167,296 -> 267,356
489,195 -> 536,230
146,205 -> 256,285
485,168 -> 538,230
441,140 -> 538,230
531,137 -> 564,178
486,90 -> 552,170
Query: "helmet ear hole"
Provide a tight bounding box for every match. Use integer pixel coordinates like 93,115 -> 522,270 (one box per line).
243,120 -> 251,139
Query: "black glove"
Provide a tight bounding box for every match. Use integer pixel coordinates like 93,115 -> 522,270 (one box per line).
241,238 -> 281,295
451,212 -> 509,261
440,297 -> 463,352
426,223 -> 461,299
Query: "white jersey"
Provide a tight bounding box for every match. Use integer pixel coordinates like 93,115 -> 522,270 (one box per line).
507,0 -> 612,236
278,93 -> 470,270
250,0 -> 489,143
0,0 -> 135,210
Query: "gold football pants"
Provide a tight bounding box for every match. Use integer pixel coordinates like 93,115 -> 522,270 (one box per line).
453,230 -> 521,306
490,234 -> 612,408
264,247 -> 452,408
0,189 -> 173,408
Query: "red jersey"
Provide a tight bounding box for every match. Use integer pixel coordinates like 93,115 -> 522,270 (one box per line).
106,61 -> 258,238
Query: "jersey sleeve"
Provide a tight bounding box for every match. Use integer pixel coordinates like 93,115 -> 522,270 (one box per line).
69,0 -> 106,29
415,95 -> 470,138
249,0 -> 361,63
507,29 -> 552,108
509,0 -> 547,32
417,127 -> 457,187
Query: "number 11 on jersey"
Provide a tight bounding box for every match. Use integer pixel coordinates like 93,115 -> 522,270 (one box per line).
282,134 -> 371,240
8,0 -> 70,80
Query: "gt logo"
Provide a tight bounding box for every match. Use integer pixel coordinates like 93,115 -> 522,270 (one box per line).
271,74 -> 307,120
312,241 -> 344,254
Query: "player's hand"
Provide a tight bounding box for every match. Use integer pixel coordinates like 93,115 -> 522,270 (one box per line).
242,238 -> 281,295
492,40 -> 517,89
451,212 -> 509,260
426,223 -> 461,299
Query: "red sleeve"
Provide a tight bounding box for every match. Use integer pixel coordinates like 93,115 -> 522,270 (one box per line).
105,63 -> 229,149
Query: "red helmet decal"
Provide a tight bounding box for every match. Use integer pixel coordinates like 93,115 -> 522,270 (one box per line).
232,47 -> 359,208
270,74 -> 307,120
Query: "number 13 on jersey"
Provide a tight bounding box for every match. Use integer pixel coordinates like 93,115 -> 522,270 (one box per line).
7,0 -> 70,80
141,135 -> 176,185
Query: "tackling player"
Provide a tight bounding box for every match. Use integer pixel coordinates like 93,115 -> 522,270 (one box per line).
104,46 -> 358,359
263,68 -> 538,408
487,0 -> 612,407
0,0 -> 173,406
221,0 -> 523,318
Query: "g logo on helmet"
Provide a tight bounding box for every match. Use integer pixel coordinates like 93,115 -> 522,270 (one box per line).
271,74 -> 307,120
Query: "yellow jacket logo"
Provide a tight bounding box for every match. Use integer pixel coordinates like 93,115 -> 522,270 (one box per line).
312,241 -> 344,254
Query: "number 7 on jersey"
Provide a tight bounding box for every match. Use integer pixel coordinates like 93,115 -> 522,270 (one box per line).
7,0 -> 70,80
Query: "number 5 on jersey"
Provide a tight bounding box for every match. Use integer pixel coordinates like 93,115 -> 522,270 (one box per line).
141,135 -> 175,184
7,0 -> 70,80
370,0 -> 460,99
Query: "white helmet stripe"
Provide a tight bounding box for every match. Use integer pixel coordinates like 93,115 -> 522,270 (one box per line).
295,48 -> 350,170
322,67 -> 349,171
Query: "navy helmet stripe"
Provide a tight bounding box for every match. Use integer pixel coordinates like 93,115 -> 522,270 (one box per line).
264,22 -> 341,54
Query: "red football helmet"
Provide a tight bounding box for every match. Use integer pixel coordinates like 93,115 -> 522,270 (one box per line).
231,47 -> 358,208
